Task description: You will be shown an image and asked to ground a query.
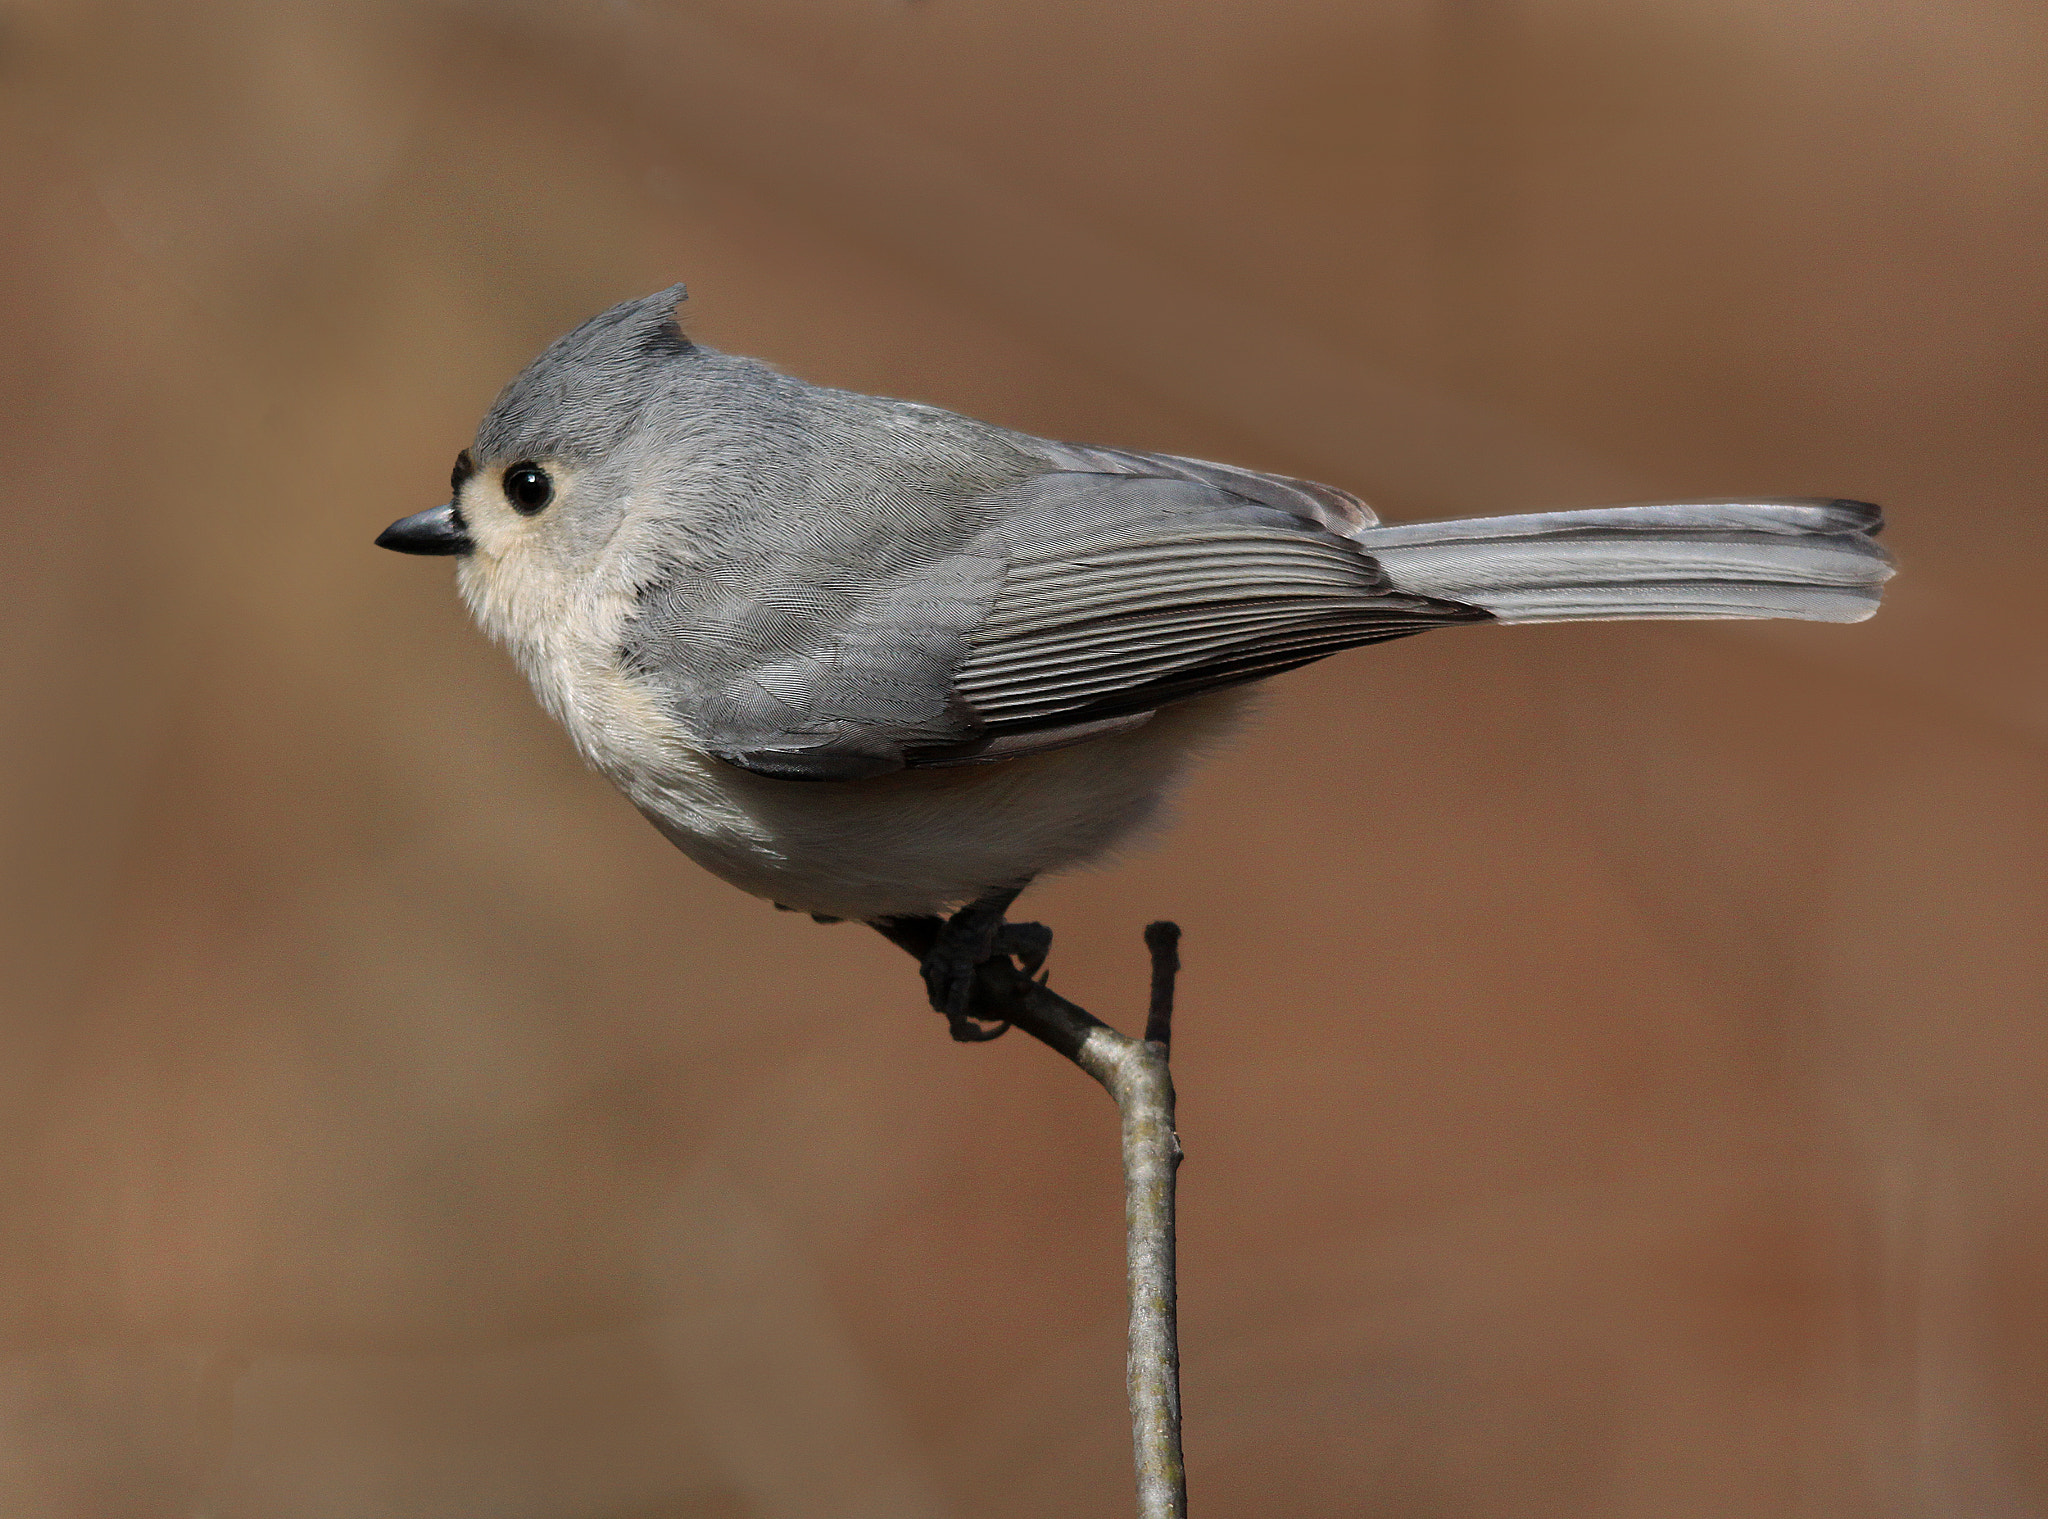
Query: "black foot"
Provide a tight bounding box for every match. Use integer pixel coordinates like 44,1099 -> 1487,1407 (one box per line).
915,888 -> 1052,1042
1002,920 -> 1053,983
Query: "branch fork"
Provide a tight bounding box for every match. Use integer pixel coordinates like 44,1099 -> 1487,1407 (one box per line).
871,908 -> 1188,1519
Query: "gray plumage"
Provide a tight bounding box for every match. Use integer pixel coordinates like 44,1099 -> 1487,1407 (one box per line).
386,286 -> 1894,921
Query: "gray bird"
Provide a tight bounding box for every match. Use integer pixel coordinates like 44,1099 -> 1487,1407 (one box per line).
378,286 -> 1892,1018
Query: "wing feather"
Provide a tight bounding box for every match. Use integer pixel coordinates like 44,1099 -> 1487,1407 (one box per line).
625,440 -> 1485,779
908,471 -> 1486,760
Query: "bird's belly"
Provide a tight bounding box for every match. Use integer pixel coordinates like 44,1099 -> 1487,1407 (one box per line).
619,692 -> 1249,921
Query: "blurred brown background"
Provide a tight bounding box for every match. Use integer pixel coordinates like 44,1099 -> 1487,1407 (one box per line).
2,0 -> 2043,1514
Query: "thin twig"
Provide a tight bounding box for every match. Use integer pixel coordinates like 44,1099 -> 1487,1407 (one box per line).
1143,921 -> 1181,1049
872,915 -> 1189,1519
1124,923 -> 1185,1517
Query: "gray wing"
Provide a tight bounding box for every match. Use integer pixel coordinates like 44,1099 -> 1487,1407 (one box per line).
620,523 -> 1008,782
622,456 -> 1482,781
903,469 -> 1485,766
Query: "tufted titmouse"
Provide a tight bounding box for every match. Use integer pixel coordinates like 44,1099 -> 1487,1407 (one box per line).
378,286 -> 1891,974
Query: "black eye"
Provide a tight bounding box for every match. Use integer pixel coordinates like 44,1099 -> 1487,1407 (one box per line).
503,463 -> 553,515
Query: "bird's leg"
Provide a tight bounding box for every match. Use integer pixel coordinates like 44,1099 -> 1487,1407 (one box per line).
925,887 -> 1020,1039
873,886 -> 1053,1041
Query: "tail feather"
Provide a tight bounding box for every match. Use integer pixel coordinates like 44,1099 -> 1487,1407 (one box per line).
1352,498 -> 1893,625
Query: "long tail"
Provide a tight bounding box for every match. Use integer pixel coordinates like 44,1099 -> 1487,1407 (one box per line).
1352,498 -> 1892,624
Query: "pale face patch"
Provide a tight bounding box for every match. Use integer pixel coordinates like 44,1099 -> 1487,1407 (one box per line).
455,456 -> 637,731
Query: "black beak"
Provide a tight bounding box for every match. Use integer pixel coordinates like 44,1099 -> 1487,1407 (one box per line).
376,502 -> 474,556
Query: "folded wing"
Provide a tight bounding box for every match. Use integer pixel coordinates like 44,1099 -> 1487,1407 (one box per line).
905,471 -> 1487,765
